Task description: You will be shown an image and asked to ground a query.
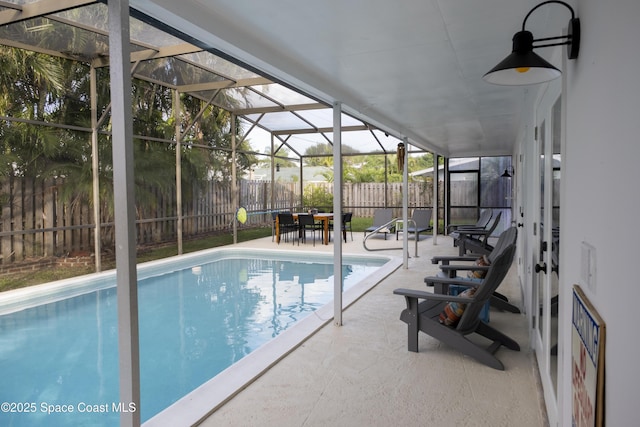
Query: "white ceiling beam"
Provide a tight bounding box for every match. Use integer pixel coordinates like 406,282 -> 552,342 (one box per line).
0,0 -> 97,26
92,42 -> 205,67
235,103 -> 327,115
272,124 -> 371,136
179,77 -> 272,93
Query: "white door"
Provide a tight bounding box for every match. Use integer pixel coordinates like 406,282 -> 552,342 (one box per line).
533,83 -> 561,425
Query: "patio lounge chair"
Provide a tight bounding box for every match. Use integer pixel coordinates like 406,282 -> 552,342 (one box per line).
429,226 -> 520,313
454,211 -> 502,255
364,208 -> 394,240
432,226 -> 517,267
447,209 -> 493,247
396,209 -> 432,240
394,244 -> 519,370
448,209 -> 493,233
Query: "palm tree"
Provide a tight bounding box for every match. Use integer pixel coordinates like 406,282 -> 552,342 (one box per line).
0,22 -> 259,254
0,45 -> 66,179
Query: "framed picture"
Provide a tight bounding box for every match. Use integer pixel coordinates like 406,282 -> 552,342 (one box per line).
571,285 -> 605,427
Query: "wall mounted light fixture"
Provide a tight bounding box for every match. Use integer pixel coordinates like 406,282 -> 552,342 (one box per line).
501,166 -> 515,178
483,0 -> 580,86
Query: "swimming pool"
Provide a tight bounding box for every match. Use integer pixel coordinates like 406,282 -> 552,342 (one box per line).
0,248 -> 399,426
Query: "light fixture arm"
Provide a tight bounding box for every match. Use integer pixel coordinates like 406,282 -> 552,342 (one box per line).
533,35 -> 570,49
521,0 -> 580,59
522,0 -> 575,31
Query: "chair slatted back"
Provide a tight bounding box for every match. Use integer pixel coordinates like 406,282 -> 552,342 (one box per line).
484,211 -> 502,237
412,209 -> 432,228
373,208 -> 393,227
487,227 -> 517,264
298,214 -> 314,227
278,213 -> 296,227
456,244 -> 516,335
476,209 -> 493,228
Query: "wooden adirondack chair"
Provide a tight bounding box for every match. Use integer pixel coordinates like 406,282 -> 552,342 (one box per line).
394,244 -> 519,370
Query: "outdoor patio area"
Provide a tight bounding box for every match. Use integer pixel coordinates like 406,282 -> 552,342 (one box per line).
193,231 -> 548,426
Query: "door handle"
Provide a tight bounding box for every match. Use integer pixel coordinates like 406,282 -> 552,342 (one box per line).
535,263 -> 547,274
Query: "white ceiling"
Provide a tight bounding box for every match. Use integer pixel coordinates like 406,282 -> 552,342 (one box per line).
1,0 -> 573,158
133,0 -> 568,157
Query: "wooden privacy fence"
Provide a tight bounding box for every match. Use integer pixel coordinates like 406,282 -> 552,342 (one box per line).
0,178 -> 437,267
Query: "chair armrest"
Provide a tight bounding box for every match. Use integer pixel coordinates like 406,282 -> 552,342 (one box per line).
437,265 -> 486,277
423,276 -> 483,288
435,264 -> 489,279
431,255 -> 478,264
448,224 -> 482,232
454,226 -> 486,232
440,264 -> 489,273
393,288 -> 475,304
424,276 -> 482,296
456,228 -> 491,238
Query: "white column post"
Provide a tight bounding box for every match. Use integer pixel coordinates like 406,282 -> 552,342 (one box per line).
270,134 -> 275,210
231,114 -> 238,244
402,137 -> 409,268
90,65 -> 102,271
433,153 -> 438,245
108,1 -> 140,426
332,102 -> 343,326
174,88 -> 183,254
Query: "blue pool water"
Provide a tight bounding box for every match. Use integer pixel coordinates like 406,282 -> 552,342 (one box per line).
0,249 -> 387,426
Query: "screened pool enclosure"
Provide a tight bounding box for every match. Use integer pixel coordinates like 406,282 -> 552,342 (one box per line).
0,0 -> 512,271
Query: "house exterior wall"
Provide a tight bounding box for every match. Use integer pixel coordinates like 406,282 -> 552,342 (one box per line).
518,1 -> 640,425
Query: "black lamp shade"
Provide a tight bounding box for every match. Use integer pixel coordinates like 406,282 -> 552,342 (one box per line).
483,30 -> 562,86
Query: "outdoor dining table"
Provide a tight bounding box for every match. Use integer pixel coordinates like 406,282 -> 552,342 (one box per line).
275,212 -> 334,245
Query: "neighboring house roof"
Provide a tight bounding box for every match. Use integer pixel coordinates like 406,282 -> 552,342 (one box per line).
244,166 -> 332,182
410,158 -> 477,179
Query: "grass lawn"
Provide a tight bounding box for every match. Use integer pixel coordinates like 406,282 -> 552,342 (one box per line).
0,218 -> 376,292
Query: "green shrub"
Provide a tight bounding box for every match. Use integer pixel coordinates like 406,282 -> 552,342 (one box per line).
302,184 -> 333,211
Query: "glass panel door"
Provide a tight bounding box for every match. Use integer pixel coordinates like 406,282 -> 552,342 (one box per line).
448,171 -> 479,226
537,121 -> 546,344
534,86 -> 561,426
550,97 -> 562,396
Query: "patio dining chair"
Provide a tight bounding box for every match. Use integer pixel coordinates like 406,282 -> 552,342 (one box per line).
297,213 -> 322,246
271,211 -> 278,241
277,213 -> 299,245
341,212 -> 354,242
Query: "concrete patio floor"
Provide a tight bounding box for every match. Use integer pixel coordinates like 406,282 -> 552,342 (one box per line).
198,230 -> 548,427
